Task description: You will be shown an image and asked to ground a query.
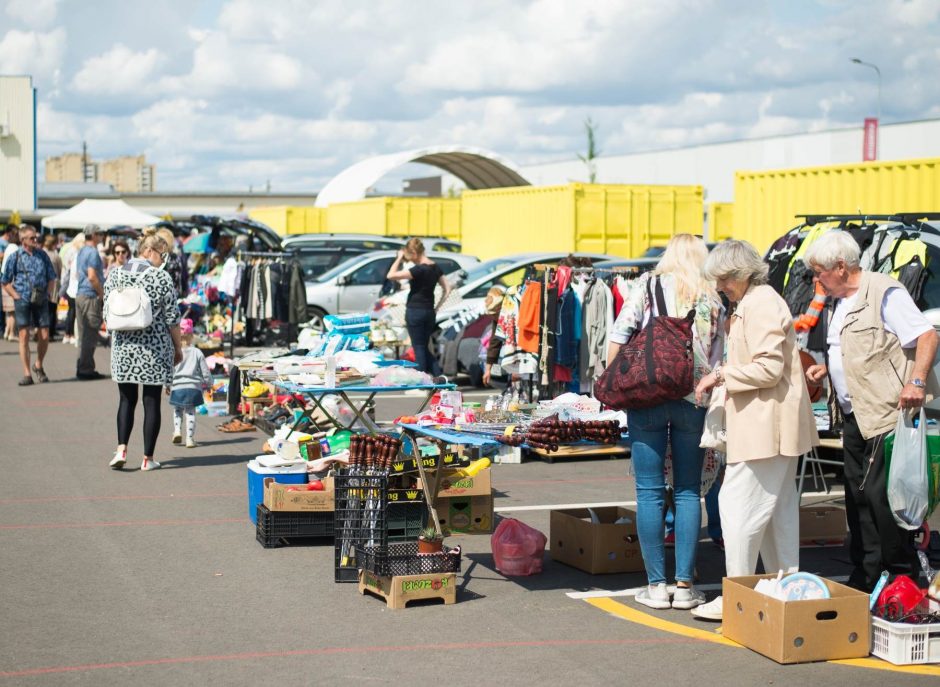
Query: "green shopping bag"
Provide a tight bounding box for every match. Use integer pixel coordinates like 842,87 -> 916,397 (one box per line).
884,428 -> 940,519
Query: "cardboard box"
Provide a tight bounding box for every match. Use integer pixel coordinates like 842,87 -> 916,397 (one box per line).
722,574 -> 871,664
549,507 -> 643,574
436,494 -> 494,534
417,468 -> 492,497
262,476 -> 334,512
799,505 -> 847,547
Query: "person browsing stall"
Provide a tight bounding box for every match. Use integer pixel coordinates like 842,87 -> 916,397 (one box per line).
105,228 -> 183,472
692,239 -> 819,621
386,238 -> 452,375
1,226 -> 57,385
802,230 -> 939,592
75,224 -> 106,380
605,234 -> 724,612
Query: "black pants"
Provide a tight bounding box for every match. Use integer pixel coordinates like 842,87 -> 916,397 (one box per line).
47,301 -> 58,339
405,307 -> 439,375
842,412 -> 919,590
117,383 -> 162,457
64,296 -> 76,337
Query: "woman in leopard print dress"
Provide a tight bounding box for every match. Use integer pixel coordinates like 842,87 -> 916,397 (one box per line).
104,228 -> 182,472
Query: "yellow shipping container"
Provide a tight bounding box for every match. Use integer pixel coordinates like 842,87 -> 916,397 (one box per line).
461,183 -> 704,259
733,157 -> 940,252
708,202 -> 734,242
324,197 -> 461,241
248,206 -> 324,236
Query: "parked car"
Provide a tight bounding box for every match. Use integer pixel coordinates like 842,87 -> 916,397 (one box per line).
304,250 -> 479,331
283,233 -> 462,253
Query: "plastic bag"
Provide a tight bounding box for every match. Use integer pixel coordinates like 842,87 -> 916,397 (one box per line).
886,408 -> 929,530
699,385 -> 726,451
490,518 -> 547,576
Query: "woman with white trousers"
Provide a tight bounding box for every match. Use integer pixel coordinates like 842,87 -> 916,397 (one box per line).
692,239 -> 819,620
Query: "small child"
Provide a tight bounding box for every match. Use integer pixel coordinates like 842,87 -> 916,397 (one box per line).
168,319 -> 211,448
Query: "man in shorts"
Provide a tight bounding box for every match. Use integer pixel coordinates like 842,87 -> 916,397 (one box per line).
1,226 -> 57,386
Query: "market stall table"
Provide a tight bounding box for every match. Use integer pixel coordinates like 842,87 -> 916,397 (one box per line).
275,381 -> 456,434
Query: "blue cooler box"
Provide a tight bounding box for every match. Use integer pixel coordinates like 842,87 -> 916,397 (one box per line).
247,459 -> 307,524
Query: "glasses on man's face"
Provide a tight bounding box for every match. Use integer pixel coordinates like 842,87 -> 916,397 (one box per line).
24,235 -> 37,242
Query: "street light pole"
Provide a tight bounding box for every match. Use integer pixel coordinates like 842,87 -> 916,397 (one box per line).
851,58 -> 882,159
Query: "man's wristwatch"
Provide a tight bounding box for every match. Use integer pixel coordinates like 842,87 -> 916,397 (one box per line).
911,378 -> 926,389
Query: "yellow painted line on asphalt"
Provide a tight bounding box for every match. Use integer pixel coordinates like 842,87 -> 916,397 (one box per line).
585,597 -> 940,677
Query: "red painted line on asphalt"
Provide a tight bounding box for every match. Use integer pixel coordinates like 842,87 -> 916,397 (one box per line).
0,491 -> 243,505
0,517 -> 244,531
0,638 -> 696,677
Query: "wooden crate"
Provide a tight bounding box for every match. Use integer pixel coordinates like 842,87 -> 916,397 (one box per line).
358,570 -> 456,609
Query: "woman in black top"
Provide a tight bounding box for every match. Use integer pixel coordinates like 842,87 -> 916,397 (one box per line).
386,238 -> 452,374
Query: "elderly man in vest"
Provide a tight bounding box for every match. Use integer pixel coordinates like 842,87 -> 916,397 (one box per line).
804,231 -> 939,592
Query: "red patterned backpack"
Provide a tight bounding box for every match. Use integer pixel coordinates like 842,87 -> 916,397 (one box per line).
595,276 -> 695,410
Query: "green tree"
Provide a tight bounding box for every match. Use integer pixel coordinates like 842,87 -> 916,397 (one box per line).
578,117 -> 601,183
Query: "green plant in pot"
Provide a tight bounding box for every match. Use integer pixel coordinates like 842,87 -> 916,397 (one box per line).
417,525 -> 444,554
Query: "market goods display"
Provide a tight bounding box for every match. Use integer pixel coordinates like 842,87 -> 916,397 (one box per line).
495,416 -> 620,453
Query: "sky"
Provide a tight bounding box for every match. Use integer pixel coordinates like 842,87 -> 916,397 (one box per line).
2,0 -> 939,194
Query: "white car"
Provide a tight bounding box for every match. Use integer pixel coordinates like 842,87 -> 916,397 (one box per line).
304,250 -> 479,331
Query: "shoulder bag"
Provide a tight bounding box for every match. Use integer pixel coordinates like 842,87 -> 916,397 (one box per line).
594,276 -> 695,410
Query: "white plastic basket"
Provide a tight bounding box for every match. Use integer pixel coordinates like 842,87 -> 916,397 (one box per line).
871,615 -> 940,665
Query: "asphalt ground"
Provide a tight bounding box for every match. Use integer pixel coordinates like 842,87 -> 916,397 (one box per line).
0,339 -> 937,685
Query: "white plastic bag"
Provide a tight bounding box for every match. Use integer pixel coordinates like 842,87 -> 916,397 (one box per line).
699,385 -> 726,452
887,408 -> 930,530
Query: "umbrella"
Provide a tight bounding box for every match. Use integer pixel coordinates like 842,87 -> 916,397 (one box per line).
183,233 -> 211,254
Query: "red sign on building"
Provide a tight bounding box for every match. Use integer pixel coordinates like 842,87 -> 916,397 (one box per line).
863,118 -> 878,161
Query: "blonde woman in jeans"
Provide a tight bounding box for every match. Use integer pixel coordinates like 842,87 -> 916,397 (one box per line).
607,234 -> 723,611
693,240 -> 818,621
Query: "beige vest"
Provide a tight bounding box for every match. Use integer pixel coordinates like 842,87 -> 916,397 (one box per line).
838,271 -> 939,439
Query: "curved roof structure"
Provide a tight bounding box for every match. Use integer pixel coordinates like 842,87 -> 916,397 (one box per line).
314,145 -> 530,207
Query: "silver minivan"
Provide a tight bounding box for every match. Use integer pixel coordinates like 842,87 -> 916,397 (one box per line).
304,250 -> 479,330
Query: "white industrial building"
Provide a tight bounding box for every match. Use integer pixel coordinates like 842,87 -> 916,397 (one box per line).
516,118 -> 940,203
0,75 -> 37,212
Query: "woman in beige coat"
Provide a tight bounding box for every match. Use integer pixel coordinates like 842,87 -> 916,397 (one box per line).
692,239 -> 818,620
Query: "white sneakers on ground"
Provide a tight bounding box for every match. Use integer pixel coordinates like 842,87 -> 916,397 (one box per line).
185,438 -> 197,448
108,449 -> 126,470
172,433 -> 182,445
672,587 -> 706,610
690,595 -> 723,620
635,583 -> 671,609
140,458 -> 162,472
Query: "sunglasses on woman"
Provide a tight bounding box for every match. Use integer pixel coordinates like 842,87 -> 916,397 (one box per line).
114,249 -> 127,256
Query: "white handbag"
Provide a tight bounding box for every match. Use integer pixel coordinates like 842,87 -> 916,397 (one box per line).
106,281 -> 153,331
699,384 -> 727,452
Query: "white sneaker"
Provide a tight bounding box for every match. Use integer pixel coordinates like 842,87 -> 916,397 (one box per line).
690,595 -> 723,620
140,458 -> 162,471
185,438 -> 197,448
672,586 -> 706,609
635,583 -> 671,610
172,433 -> 182,445
108,450 -> 126,470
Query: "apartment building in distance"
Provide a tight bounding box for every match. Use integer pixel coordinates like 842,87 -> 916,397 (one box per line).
45,152 -> 155,192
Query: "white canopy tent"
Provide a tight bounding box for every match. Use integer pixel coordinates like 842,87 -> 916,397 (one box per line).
41,199 -> 161,230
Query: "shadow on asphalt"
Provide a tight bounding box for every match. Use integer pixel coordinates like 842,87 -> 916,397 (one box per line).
159,454 -> 255,469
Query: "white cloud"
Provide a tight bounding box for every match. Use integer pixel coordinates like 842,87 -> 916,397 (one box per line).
72,45 -> 165,95
0,28 -> 65,80
35,102 -> 78,144
5,0 -> 59,28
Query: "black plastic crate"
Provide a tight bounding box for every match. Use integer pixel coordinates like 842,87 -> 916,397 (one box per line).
255,504 -> 334,548
334,472 -> 389,582
356,542 -> 462,576
387,496 -> 427,543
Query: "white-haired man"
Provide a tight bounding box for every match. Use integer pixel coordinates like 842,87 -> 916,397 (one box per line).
804,230 -> 938,592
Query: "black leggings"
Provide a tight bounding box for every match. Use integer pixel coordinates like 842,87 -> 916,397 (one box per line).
117,383 -> 162,457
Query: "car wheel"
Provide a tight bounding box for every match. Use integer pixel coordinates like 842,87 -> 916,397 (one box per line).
305,306 -> 327,333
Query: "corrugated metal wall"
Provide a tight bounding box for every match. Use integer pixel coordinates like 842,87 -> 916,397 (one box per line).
733,157 -> 940,251
0,76 -> 37,212
708,202 -> 734,242
248,206 -> 325,235
461,183 -> 704,259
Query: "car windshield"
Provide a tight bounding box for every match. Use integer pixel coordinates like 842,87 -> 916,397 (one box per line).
312,253 -> 375,282
464,257 -> 516,283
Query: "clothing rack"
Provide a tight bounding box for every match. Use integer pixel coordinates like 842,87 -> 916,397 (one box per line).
229,250 -> 293,356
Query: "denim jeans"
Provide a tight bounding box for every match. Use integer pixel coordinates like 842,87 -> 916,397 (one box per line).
405,307 -> 438,375
628,400 -> 706,585
665,476 -> 721,540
